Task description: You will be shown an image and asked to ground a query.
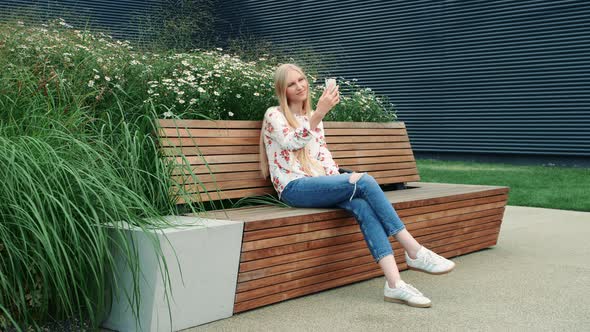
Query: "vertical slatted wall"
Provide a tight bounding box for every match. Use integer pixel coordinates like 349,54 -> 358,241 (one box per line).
215,0 -> 590,159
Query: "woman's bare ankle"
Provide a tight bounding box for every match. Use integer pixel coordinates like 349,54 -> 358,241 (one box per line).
387,277 -> 401,288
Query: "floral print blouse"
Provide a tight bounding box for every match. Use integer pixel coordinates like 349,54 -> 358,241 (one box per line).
262,106 -> 340,198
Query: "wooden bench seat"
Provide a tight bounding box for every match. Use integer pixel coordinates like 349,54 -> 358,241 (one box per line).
156,118 -> 510,314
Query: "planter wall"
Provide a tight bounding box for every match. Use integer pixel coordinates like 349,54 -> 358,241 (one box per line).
101,216 -> 243,332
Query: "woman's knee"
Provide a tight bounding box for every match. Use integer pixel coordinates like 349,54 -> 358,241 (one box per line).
357,173 -> 378,187
348,172 -> 365,184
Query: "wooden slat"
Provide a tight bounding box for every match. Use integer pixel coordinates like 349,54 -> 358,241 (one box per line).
160,128 -> 260,138
335,155 -> 416,165
162,145 -> 259,156
375,175 -> 421,184
160,137 -> 260,147
171,156 -> 417,168
328,142 -> 411,151
158,119 -> 407,130
326,135 -> 408,144
172,171 -> 263,184
331,149 -> 413,158
370,168 -> 419,179
173,168 -> 418,185
176,178 -> 272,194
402,200 -> 507,224
343,161 -> 417,173
392,185 -> 510,210
325,128 -> 408,136
397,194 -> 509,218
173,154 -> 259,165
324,121 -> 406,129
158,119 -> 262,129
175,187 -> 277,204
172,162 -> 261,175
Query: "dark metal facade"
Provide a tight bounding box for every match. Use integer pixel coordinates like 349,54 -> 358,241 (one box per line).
0,0 -> 160,40
2,1 -> 588,160
215,0 -> 590,159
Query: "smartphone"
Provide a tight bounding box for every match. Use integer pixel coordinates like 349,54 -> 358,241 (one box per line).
325,78 -> 337,93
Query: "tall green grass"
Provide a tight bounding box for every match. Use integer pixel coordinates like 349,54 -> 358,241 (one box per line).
0,114 -> 178,329
0,22 -> 180,327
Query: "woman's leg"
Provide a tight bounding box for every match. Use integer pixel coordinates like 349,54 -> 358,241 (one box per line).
280,173 -> 448,306
336,197 -> 403,288
348,174 -> 423,256
281,173 -> 421,256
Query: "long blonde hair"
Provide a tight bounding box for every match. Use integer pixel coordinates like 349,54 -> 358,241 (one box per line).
259,63 -> 326,179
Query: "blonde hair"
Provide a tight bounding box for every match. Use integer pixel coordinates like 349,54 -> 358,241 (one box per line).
259,63 -> 326,179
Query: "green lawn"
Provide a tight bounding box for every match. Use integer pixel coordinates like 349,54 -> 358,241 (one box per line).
416,159 -> 590,212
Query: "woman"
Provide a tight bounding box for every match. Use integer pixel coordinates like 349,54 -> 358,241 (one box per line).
259,63 -> 455,308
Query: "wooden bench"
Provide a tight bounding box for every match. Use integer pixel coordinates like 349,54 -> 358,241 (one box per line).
157,119 -> 510,313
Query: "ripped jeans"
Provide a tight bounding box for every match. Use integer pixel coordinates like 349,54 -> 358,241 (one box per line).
280,173 -> 406,263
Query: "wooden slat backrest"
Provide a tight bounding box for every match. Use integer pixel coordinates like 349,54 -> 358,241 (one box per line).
157,119 -> 420,204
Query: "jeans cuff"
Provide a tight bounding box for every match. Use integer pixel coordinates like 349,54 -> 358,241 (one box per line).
387,225 -> 406,238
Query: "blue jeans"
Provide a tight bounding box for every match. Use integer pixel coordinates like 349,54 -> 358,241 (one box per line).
280,173 -> 406,263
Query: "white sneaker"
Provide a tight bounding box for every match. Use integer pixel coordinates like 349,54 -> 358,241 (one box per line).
384,280 -> 432,308
405,246 -> 456,275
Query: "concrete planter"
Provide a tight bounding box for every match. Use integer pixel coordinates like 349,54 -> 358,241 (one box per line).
101,215 -> 243,332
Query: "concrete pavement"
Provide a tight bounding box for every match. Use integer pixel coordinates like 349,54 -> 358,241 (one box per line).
186,206 -> 590,332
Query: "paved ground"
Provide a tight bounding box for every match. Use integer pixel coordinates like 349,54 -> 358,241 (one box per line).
186,206 -> 590,332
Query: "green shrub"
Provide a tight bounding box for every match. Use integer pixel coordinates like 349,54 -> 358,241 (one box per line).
1,19 -> 396,123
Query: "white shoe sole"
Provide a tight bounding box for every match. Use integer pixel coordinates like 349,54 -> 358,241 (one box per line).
407,264 -> 455,275
384,296 -> 432,308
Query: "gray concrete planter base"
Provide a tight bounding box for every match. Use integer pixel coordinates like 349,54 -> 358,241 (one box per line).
101,216 -> 243,332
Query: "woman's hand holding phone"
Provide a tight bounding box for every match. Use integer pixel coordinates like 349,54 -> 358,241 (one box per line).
316,78 -> 340,117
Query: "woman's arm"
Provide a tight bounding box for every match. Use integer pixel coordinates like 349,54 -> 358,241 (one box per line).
264,108 -> 313,151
